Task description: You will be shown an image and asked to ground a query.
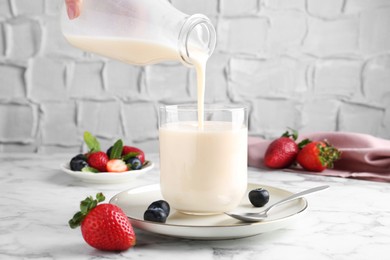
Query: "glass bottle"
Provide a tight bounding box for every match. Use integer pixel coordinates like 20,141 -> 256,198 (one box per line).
60,0 -> 216,67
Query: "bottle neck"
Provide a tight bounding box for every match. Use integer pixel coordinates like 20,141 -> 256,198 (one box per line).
178,14 -> 216,66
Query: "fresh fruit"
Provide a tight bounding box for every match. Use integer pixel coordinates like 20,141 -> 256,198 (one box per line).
82,131 -> 109,172
148,200 -> 170,215
296,141 -> 341,172
70,154 -> 88,171
70,160 -> 88,171
143,200 -> 170,223
123,146 -> 145,164
144,208 -> 168,223
107,144 -> 145,164
126,157 -> 142,170
87,151 -> 109,172
264,130 -> 307,169
68,131 -> 148,173
69,193 -> 136,251
105,140 -> 128,172
106,159 -> 128,173
248,188 -> 270,207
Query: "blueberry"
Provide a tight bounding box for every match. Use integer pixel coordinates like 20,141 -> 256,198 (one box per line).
70,154 -> 87,171
126,157 -> 142,170
248,188 -> 270,207
106,146 -> 113,158
70,154 -> 88,171
71,154 -> 87,161
148,200 -> 170,215
144,208 -> 167,223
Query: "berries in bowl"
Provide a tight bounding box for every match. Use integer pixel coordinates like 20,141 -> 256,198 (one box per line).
60,131 -> 154,184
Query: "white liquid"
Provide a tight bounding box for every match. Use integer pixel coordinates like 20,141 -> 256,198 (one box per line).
190,49 -> 208,129
65,35 -> 181,66
159,121 -> 248,214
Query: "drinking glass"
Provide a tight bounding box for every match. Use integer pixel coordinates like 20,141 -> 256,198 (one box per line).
159,104 -> 248,215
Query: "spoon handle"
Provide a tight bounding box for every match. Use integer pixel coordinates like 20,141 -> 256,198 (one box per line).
264,185 -> 329,214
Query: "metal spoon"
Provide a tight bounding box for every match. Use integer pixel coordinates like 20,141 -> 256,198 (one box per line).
225,185 -> 329,222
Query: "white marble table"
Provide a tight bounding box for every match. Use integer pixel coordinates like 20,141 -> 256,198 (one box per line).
1,153 -> 389,260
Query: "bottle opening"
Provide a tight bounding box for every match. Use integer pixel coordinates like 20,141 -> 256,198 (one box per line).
178,14 -> 216,66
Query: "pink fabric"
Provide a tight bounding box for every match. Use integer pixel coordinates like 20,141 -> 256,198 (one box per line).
248,132 -> 390,182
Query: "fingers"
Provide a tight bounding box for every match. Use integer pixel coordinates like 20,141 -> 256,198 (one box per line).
65,0 -> 82,20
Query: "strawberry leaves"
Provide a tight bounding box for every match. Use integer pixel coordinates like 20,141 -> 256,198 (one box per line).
69,193 -> 105,229
298,138 -> 311,149
281,129 -> 298,141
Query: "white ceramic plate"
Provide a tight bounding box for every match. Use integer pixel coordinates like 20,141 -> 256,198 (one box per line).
109,183 -> 308,240
60,161 -> 154,184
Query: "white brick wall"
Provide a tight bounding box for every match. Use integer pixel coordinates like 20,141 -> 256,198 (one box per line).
218,17 -> 268,54
313,59 -> 362,96
0,0 -> 389,153
303,16 -> 359,56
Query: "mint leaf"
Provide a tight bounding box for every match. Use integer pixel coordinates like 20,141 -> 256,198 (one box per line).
81,166 -> 99,173
83,131 -> 100,152
110,139 -> 123,159
123,152 -> 140,161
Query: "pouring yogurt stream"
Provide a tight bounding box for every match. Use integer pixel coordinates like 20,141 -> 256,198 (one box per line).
63,0 -> 248,214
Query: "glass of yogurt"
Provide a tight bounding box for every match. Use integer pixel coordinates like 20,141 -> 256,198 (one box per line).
159,104 -> 248,215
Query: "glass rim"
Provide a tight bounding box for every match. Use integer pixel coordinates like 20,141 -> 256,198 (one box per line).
160,103 -> 247,112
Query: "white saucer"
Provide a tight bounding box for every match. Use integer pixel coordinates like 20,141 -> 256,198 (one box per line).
109,183 -> 308,240
60,161 -> 154,184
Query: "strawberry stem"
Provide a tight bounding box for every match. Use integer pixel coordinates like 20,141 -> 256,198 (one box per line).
69,193 -> 105,229
317,141 -> 341,168
281,128 -> 299,141
298,139 -> 311,149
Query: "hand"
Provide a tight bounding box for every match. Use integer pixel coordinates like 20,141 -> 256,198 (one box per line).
65,0 -> 82,19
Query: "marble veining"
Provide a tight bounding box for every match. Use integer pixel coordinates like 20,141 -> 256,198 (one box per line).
0,153 -> 389,260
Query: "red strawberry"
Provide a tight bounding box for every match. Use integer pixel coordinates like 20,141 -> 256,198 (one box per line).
122,146 -> 145,164
87,151 -> 109,172
264,130 -> 306,169
106,159 -> 128,172
296,141 -> 341,172
69,193 -> 136,251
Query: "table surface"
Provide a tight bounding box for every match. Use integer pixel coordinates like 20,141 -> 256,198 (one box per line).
1,153 -> 389,260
